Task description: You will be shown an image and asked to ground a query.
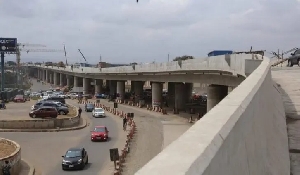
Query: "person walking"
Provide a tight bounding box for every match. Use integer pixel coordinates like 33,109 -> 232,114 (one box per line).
78,107 -> 82,118
123,116 -> 127,131
2,161 -> 11,175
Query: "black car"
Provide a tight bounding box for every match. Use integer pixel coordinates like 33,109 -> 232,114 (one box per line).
33,101 -> 69,115
62,147 -> 89,170
85,104 -> 95,112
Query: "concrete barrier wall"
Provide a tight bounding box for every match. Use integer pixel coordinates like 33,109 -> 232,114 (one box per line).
0,138 -> 21,175
135,57 -> 290,175
0,103 -> 79,129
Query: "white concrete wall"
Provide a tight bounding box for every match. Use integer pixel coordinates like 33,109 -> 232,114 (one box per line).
135,57 -> 290,175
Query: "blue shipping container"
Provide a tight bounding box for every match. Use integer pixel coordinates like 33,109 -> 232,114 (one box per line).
208,50 -> 233,57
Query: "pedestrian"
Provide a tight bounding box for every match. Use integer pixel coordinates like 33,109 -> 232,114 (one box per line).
2,161 -> 11,175
123,116 -> 127,131
78,107 -> 82,118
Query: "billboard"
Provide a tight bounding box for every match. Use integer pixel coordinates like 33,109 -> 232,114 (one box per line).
0,38 -> 17,53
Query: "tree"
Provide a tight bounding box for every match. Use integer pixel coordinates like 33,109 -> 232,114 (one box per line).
173,55 -> 194,61
6,61 -> 16,66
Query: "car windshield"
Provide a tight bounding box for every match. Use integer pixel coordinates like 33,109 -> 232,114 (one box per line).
65,150 -> 81,158
94,127 -> 105,132
15,95 -> 23,98
94,108 -> 104,112
87,104 -> 94,108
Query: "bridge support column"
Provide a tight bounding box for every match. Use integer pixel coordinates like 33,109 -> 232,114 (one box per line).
59,73 -> 65,87
134,81 -> 144,103
53,72 -> 59,86
117,81 -> 125,102
152,82 -> 163,107
66,75 -> 73,87
49,73 -> 53,84
167,82 -> 175,108
130,81 -> 135,93
74,76 -> 79,87
175,83 -> 185,110
109,80 -> 117,97
95,79 -> 103,94
207,85 -> 228,112
83,78 -> 91,95
46,70 -> 49,83
184,83 -> 193,103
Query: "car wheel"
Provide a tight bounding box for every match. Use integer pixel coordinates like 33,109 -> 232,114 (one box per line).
86,156 -> 89,164
32,114 -> 36,118
62,167 -> 65,171
81,162 -> 85,170
59,111 -> 65,115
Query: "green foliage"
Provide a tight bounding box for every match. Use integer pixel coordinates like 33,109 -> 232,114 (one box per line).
173,55 -> 194,61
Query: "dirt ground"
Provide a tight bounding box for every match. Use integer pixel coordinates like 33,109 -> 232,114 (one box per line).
0,142 -> 16,158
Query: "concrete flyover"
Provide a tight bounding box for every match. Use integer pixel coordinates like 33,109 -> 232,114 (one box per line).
0,138 -> 21,175
26,54 -> 261,85
135,57 -> 290,175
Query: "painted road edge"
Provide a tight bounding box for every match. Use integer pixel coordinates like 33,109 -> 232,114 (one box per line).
21,159 -> 35,175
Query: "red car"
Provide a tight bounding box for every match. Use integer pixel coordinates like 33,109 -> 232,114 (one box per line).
91,126 -> 109,142
13,95 -> 26,102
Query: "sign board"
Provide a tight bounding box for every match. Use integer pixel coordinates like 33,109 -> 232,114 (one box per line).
0,38 -> 17,53
109,148 -> 119,161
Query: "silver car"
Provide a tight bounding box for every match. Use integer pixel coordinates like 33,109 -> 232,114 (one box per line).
92,108 -> 106,118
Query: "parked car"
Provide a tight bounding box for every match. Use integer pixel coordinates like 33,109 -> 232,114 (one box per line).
32,101 -> 69,115
85,104 -> 95,112
46,96 -> 66,104
62,147 -> 89,170
92,108 -> 106,118
29,106 -> 58,118
90,126 -> 109,141
13,95 -> 26,102
287,49 -> 300,67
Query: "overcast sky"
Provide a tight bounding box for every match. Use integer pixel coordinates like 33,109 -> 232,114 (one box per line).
0,0 -> 299,64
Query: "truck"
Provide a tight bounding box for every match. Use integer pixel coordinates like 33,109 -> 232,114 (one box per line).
208,50 -> 233,57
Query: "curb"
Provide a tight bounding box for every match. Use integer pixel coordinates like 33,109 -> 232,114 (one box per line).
0,118 -> 88,132
21,159 -> 35,175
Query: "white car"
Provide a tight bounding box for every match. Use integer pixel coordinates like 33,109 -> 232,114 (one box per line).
92,108 -> 106,118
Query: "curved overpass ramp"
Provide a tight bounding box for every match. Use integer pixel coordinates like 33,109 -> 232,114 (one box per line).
135,58 -> 290,175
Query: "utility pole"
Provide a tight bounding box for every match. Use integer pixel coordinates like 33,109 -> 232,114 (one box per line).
168,53 -> 169,62
100,55 -> 102,62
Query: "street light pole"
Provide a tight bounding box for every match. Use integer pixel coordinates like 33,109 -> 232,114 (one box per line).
1,52 -> 5,91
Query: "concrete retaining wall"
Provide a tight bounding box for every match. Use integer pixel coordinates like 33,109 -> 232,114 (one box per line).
0,104 -> 79,129
0,138 -> 21,175
135,57 -> 290,175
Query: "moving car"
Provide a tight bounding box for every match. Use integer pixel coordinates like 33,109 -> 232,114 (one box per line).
92,108 -> 106,118
29,106 -> 58,118
62,147 -> 89,170
85,104 -> 95,112
90,126 -> 109,142
13,95 -> 26,102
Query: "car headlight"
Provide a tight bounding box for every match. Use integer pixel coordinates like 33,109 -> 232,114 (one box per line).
62,159 -> 67,163
78,159 -> 82,163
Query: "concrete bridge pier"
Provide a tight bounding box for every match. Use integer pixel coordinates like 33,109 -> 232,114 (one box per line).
117,81 -> 125,102
49,73 -> 53,84
134,81 -> 144,103
53,72 -> 59,86
167,82 -> 175,108
109,80 -> 117,96
95,79 -> 103,94
74,76 -> 79,88
174,83 -> 193,111
207,84 -> 228,112
45,70 -> 49,83
66,75 -> 73,87
152,82 -> 163,107
59,73 -> 65,87
83,78 -> 91,95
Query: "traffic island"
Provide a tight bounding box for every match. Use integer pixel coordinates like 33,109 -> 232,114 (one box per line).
0,138 -> 21,175
0,103 -> 88,132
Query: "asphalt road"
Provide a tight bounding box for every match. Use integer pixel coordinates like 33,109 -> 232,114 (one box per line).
1,79 -> 120,175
